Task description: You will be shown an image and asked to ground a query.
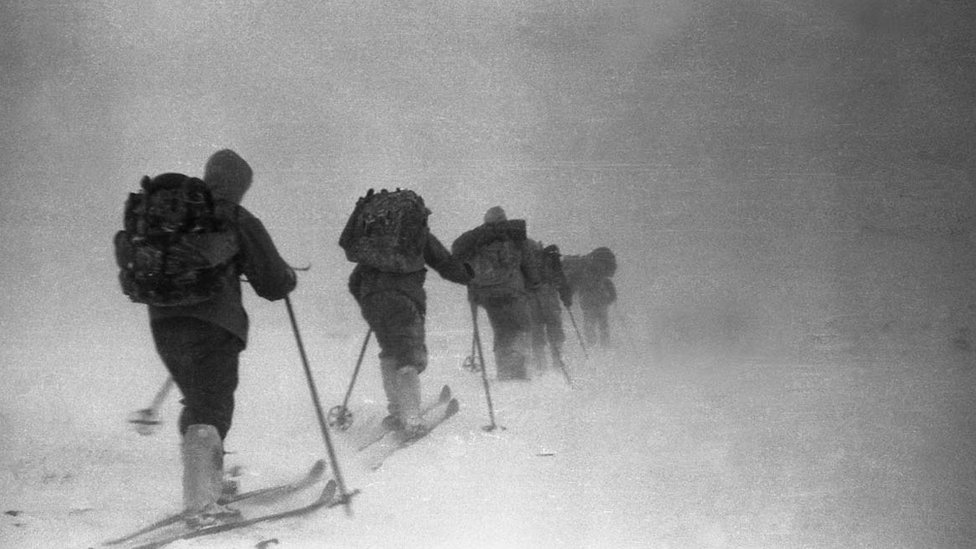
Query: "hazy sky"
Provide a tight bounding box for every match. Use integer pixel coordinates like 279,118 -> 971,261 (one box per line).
2,1 -> 975,356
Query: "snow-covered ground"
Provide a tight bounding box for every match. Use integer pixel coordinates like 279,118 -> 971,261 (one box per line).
3,2 -> 976,548
3,222 -> 975,548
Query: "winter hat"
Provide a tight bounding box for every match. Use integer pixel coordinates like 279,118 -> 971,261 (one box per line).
483,206 -> 507,224
204,149 -> 252,204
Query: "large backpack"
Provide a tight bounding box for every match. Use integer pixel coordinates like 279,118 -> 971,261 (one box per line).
468,239 -> 522,289
114,173 -> 239,306
340,188 -> 430,272
588,247 -> 617,278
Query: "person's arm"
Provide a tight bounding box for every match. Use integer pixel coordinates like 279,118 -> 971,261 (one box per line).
551,255 -> 573,307
425,233 -> 472,285
519,239 -> 542,290
237,208 -> 296,301
347,266 -> 364,303
604,278 -> 617,304
451,226 -> 488,261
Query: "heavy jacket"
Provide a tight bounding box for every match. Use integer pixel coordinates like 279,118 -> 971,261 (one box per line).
564,251 -> 617,311
451,219 -> 541,298
538,243 -> 572,308
149,151 -> 295,345
347,233 -> 470,316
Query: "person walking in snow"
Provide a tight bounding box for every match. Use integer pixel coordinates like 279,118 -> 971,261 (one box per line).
340,189 -> 470,437
564,247 -> 617,348
120,150 -> 297,527
526,240 -> 573,373
452,206 -> 541,381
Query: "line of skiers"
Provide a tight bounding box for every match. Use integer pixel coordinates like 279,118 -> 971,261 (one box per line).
114,149 -> 617,527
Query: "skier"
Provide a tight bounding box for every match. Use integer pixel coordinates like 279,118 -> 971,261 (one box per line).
526,241 -> 573,372
133,150 -> 297,526
565,247 -> 617,348
452,206 -> 541,381
340,189 -> 470,437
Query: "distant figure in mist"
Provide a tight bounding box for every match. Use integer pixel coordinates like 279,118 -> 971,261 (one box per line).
526,240 -> 573,373
340,188 -> 470,436
564,247 -> 618,348
452,206 -> 541,381
115,150 -> 296,527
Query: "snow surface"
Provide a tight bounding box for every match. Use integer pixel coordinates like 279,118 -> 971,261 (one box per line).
4,272 -> 976,549
3,1 -> 976,548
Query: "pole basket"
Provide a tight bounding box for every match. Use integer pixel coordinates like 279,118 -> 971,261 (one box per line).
461,354 -> 483,373
327,405 -> 354,431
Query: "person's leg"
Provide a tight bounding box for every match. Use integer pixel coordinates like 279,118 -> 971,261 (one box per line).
483,294 -> 532,380
151,318 -> 243,521
597,306 -> 611,347
543,291 -> 567,367
528,293 -> 548,372
582,307 -> 598,347
362,292 -> 428,434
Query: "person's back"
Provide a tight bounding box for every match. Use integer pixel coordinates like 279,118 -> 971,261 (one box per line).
526,241 -> 571,372
574,247 -> 617,347
148,150 -> 296,343
137,149 -> 296,526
452,206 -> 538,380
342,188 -> 469,434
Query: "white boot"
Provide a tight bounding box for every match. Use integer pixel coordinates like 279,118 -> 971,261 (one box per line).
380,358 -> 402,430
182,424 -> 240,527
393,366 -> 426,438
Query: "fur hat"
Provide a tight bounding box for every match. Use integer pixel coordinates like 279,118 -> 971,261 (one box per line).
204,149 -> 252,204
483,206 -> 507,224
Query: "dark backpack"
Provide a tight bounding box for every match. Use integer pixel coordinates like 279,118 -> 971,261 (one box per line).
463,220 -> 525,290
114,173 -> 239,306
468,239 -> 522,288
340,188 -> 430,272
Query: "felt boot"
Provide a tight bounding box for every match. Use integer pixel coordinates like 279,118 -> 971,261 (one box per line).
182,424 -> 240,528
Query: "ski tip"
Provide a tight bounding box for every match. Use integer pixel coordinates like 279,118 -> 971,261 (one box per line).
439,384 -> 451,401
445,398 -> 460,416
310,459 -> 328,476
322,479 -> 342,506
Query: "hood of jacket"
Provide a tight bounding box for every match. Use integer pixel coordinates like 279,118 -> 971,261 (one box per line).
204,149 -> 252,204
483,206 -> 507,224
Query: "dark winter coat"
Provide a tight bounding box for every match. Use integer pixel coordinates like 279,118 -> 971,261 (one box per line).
347,233 -> 471,316
538,244 -> 572,308
564,252 -> 617,311
149,151 -> 296,345
451,219 -> 541,297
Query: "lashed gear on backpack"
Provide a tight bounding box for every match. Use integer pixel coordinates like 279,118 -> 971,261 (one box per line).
115,173 -> 239,307
468,239 -> 522,289
340,188 -> 430,273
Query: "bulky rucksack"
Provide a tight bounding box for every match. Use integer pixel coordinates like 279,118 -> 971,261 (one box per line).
340,188 -> 430,272
468,239 -> 522,288
588,247 -> 617,278
114,173 -> 239,306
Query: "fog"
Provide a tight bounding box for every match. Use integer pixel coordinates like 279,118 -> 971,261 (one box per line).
2,1 -> 975,548
4,1 -> 975,342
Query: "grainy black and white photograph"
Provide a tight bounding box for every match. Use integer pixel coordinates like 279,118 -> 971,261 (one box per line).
2,1 -> 975,548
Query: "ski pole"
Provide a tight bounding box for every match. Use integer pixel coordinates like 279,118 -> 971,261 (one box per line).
566,306 -> 589,360
129,377 -> 175,435
284,296 -> 357,515
471,300 -> 502,431
461,328 -> 480,372
551,347 -> 575,388
328,328 -> 372,431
